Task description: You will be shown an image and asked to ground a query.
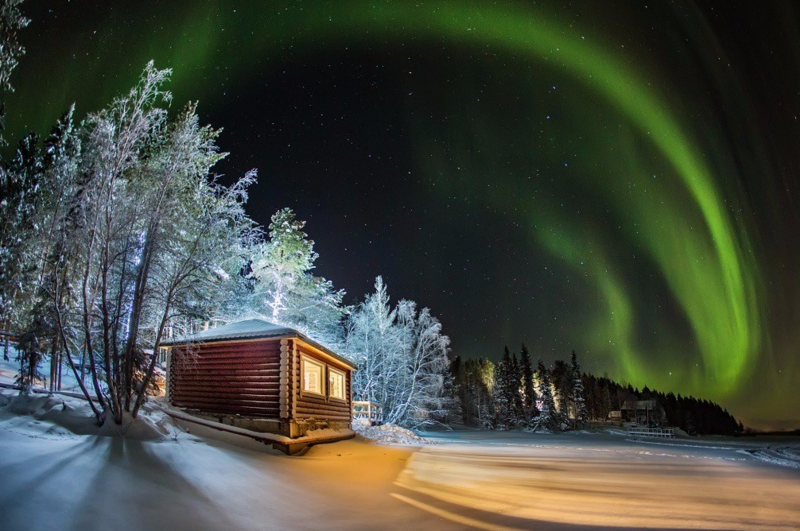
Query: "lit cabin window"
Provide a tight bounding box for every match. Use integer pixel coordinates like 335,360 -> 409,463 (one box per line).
328,367 -> 346,400
302,356 -> 325,396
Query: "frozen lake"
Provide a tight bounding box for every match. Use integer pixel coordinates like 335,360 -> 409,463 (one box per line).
1,391 -> 799,530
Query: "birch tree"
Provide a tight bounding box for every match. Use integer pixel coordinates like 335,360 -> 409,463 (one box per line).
346,276 -> 398,407
14,63 -> 257,424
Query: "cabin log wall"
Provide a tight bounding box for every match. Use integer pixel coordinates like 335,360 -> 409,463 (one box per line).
169,340 -> 281,418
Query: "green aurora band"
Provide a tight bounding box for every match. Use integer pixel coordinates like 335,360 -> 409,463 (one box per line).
9,1 -> 764,403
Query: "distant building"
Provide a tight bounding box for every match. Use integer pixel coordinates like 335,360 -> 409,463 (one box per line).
620,397 -> 666,425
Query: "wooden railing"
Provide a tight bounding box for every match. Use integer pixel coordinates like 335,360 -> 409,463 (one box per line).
353,401 -> 383,425
627,427 -> 675,439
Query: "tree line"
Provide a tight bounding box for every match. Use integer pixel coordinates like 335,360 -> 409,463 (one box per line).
581,373 -> 743,436
451,348 -> 744,435
451,347 -> 588,432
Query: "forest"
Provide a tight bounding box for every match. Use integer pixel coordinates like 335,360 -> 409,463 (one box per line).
451,349 -> 744,435
0,1 -> 742,436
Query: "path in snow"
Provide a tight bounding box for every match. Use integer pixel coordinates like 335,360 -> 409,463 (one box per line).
407,431 -> 800,530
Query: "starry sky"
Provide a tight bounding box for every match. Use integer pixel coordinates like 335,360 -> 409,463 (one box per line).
7,0 -> 800,428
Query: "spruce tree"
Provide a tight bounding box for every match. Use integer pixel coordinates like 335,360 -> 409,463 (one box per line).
535,360 -> 557,431
511,352 -> 524,425
249,208 -> 345,344
570,350 -> 589,426
550,359 -> 572,421
493,346 -> 513,429
519,343 -> 537,425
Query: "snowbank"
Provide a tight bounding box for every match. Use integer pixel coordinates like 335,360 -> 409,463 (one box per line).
0,349 -> 98,396
354,423 -> 433,446
744,446 -> 800,469
96,406 -> 181,441
0,387 -> 186,442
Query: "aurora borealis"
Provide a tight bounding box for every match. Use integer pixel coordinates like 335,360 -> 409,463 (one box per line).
8,1 -> 800,427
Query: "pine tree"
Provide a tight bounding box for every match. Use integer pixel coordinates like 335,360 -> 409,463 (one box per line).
0,133 -> 44,332
346,276 -> 397,408
467,357 -> 496,429
493,346 -> 514,429
511,352 -> 524,426
570,350 -> 588,426
519,343 -> 536,419
249,208 -> 345,345
0,1 -> 32,328
550,359 -> 572,421
535,360 -> 557,431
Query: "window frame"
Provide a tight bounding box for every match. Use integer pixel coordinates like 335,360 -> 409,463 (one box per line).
327,366 -> 347,402
300,355 -> 326,398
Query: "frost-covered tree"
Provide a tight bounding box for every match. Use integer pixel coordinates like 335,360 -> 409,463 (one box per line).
493,346 -> 518,430
511,352 -> 524,423
346,276 -> 396,408
251,208 -> 316,321
550,359 -> 573,421
346,276 -> 452,429
519,343 -> 538,422
249,208 -> 345,345
0,0 -> 28,92
571,350 -> 588,426
0,133 -> 43,331
534,360 -> 558,431
393,300 -> 453,426
14,108 -> 92,394
0,0 -> 31,327
13,63 -> 258,424
0,0 -> 74,382
1,106 -> 82,394
452,356 -> 495,428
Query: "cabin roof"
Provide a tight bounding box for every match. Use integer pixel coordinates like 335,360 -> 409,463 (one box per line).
162,318 -> 356,369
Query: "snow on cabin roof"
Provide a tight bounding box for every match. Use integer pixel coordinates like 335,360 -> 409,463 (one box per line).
161,319 -> 356,369
163,319 -> 294,344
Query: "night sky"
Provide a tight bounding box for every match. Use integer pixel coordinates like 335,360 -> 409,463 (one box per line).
7,1 -> 800,428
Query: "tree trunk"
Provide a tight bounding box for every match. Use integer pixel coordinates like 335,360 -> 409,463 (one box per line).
131,297 -> 172,419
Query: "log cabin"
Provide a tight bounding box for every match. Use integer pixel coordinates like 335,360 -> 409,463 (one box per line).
162,319 -> 356,452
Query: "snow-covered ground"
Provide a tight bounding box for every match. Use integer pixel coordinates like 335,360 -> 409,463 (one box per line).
1,357 -> 800,530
